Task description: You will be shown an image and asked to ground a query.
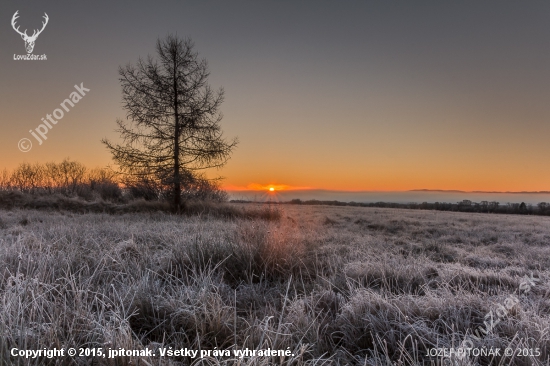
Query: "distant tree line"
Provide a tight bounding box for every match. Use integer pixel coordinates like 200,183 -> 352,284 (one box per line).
267,198 -> 550,216
0,159 -> 227,203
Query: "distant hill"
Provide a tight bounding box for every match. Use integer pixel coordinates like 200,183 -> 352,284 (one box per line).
411,189 -> 550,194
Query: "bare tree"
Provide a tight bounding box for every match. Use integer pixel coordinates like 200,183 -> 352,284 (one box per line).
60,159 -> 86,194
0,169 -> 11,191
87,167 -> 118,186
103,35 -> 237,212
42,159 -> 86,194
11,163 -> 44,193
86,167 -> 121,201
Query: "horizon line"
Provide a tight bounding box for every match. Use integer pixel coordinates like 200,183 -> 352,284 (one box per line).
224,188 -> 550,194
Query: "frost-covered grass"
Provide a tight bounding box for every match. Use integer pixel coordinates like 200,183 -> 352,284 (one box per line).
1,205 -> 549,365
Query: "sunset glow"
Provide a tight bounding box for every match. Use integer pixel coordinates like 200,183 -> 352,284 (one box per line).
223,183 -> 313,191
1,2 -> 549,195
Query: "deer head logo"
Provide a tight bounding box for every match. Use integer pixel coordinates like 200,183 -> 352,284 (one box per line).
11,11 -> 49,54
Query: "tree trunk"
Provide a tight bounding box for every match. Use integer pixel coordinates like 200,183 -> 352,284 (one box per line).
173,52 -> 181,213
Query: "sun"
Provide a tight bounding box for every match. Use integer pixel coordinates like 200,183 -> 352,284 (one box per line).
269,187 -> 275,192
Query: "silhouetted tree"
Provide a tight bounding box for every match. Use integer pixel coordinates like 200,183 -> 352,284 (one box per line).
519,202 -> 527,214
489,201 -> 499,212
0,169 -> 11,190
103,35 -> 237,212
11,163 -> 44,193
480,200 -> 489,212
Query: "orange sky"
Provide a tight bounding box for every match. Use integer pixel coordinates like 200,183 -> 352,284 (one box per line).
1,2 -> 549,193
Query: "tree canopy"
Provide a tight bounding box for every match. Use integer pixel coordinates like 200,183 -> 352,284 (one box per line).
103,35 -> 237,212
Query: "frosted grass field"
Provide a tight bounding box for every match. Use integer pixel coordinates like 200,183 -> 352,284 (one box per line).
1,204 -> 549,365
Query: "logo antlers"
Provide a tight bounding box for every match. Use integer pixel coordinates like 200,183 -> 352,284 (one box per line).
11,11 -> 49,54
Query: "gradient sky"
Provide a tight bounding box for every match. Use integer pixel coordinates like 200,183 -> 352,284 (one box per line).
1,1 -> 549,192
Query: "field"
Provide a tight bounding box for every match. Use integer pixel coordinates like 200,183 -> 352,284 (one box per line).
1,204 -> 549,365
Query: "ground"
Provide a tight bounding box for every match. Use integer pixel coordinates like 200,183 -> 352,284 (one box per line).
0,204 -> 549,365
